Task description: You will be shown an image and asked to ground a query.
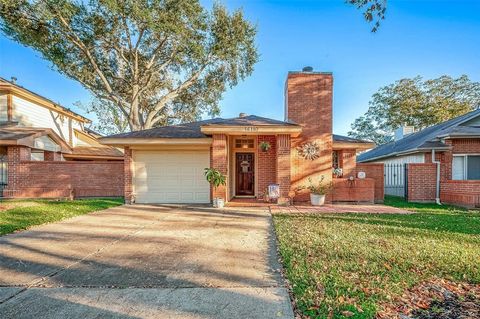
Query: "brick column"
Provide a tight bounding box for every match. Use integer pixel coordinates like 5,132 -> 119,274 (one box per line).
44,151 -> 62,161
211,134 -> 228,201
276,134 -> 291,205
4,146 -> 31,198
124,146 -> 133,204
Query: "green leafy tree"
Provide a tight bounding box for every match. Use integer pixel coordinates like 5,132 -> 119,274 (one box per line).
0,0 -> 258,131
349,75 -> 480,145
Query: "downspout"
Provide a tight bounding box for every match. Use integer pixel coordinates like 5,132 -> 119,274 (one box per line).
431,149 -> 442,205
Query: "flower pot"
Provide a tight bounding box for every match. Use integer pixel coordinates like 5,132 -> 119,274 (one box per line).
213,198 -> 225,208
310,193 -> 326,206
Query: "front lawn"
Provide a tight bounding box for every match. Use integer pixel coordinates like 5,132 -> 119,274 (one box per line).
0,198 -> 123,236
273,197 -> 480,318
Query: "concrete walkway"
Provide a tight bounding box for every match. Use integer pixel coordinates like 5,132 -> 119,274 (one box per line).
0,205 -> 294,319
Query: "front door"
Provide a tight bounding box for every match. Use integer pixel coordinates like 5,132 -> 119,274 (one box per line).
236,153 -> 255,196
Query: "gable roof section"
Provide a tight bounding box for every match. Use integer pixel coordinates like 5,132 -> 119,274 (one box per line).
358,109 -> 480,162
101,115 -> 301,145
0,77 -> 90,123
0,126 -> 72,153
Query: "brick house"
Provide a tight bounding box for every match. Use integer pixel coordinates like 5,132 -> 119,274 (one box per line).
358,109 -> 480,208
101,68 -> 382,205
0,77 -> 124,198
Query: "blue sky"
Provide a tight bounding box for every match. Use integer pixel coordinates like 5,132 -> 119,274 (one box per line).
1,0 -> 479,135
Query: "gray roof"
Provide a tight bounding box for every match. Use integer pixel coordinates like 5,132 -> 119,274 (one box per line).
358,109 -> 480,162
333,134 -> 372,144
105,115 -> 299,139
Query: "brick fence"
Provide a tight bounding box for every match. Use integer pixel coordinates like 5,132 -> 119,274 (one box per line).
4,161 -> 124,199
407,163 -> 437,202
332,178 -> 375,203
356,163 -> 384,203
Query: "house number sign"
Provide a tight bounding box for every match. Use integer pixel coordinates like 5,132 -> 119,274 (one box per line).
243,127 -> 258,132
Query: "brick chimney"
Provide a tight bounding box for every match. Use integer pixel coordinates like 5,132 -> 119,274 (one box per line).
285,68 -> 333,202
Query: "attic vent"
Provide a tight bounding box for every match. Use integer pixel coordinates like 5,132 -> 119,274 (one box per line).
239,113 -> 247,118
302,66 -> 313,72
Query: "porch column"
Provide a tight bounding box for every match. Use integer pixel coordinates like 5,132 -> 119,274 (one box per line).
124,146 -> 133,204
276,134 -> 291,204
211,134 -> 228,202
4,146 -> 31,198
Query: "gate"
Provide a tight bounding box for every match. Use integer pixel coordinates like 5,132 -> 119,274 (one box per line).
0,156 -> 7,197
384,163 -> 407,198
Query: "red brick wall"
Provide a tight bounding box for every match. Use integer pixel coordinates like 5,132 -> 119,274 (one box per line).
4,160 -> 124,199
286,72 -> 333,202
124,147 -> 133,204
356,163 -> 384,203
257,135 -> 276,198
441,180 -> 480,208
332,178 -> 375,203
211,134 -> 228,201
407,163 -> 437,202
276,134 -> 291,203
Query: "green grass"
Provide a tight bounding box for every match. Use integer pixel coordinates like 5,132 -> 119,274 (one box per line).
0,198 -> 123,236
273,196 -> 480,318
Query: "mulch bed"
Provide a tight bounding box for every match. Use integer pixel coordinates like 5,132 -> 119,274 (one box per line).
377,279 -> 480,319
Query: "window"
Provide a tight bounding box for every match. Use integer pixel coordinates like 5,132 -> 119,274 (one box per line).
452,155 -> 480,180
235,138 -> 254,149
31,150 -> 44,161
332,151 -> 340,169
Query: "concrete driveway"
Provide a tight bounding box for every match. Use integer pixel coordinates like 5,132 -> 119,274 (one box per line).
0,205 -> 294,319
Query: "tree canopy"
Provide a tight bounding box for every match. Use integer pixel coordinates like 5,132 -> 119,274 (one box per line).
0,0 -> 388,133
348,75 -> 480,145
0,0 -> 258,131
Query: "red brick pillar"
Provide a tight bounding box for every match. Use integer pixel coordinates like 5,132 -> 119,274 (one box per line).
341,150 -> 357,178
276,134 -> 291,205
4,146 -> 31,198
44,151 -> 62,161
124,146 -> 133,204
211,134 -> 228,202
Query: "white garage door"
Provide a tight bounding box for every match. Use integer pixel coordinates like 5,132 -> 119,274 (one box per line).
133,150 -> 210,204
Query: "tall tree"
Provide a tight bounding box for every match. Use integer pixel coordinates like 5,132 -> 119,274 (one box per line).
348,75 -> 480,145
0,0 -> 258,131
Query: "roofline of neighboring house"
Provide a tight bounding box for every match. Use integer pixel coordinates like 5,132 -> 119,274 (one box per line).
0,127 -> 72,153
357,145 -> 452,163
99,137 -> 213,146
0,78 -> 91,124
435,133 -> 480,139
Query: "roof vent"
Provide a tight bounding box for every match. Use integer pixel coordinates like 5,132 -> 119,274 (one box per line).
239,112 -> 248,118
302,66 -> 313,72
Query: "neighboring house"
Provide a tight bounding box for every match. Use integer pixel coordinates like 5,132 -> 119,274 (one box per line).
101,68 -> 381,205
0,77 -> 124,198
358,109 -> 480,207
0,77 -> 123,161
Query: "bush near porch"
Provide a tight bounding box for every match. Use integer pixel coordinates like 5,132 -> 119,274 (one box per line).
273,196 -> 480,318
0,198 -> 123,236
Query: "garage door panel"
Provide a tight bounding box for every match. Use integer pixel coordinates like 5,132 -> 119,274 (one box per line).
133,150 -> 211,204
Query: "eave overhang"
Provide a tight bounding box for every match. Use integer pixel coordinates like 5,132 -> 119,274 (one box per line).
200,125 -> 302,137
333,141 -> 375,150
99,137 -> 213,147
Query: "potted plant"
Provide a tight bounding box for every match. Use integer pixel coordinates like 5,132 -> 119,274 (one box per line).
303,175 -> 333,206
332,167 -> 343,178
204,168 -> 227,208
259,141 -> 271,152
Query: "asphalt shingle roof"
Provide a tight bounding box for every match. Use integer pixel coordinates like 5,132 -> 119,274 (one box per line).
357,109 -> 480,162
333,134 -> 372,144
105,115 -> 299,139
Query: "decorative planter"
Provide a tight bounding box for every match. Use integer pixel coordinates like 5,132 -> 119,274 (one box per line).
213,198 -> 225,208
310,193 -> 326,206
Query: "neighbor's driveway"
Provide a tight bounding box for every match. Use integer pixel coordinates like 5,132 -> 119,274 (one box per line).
0,205 -> 293,319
